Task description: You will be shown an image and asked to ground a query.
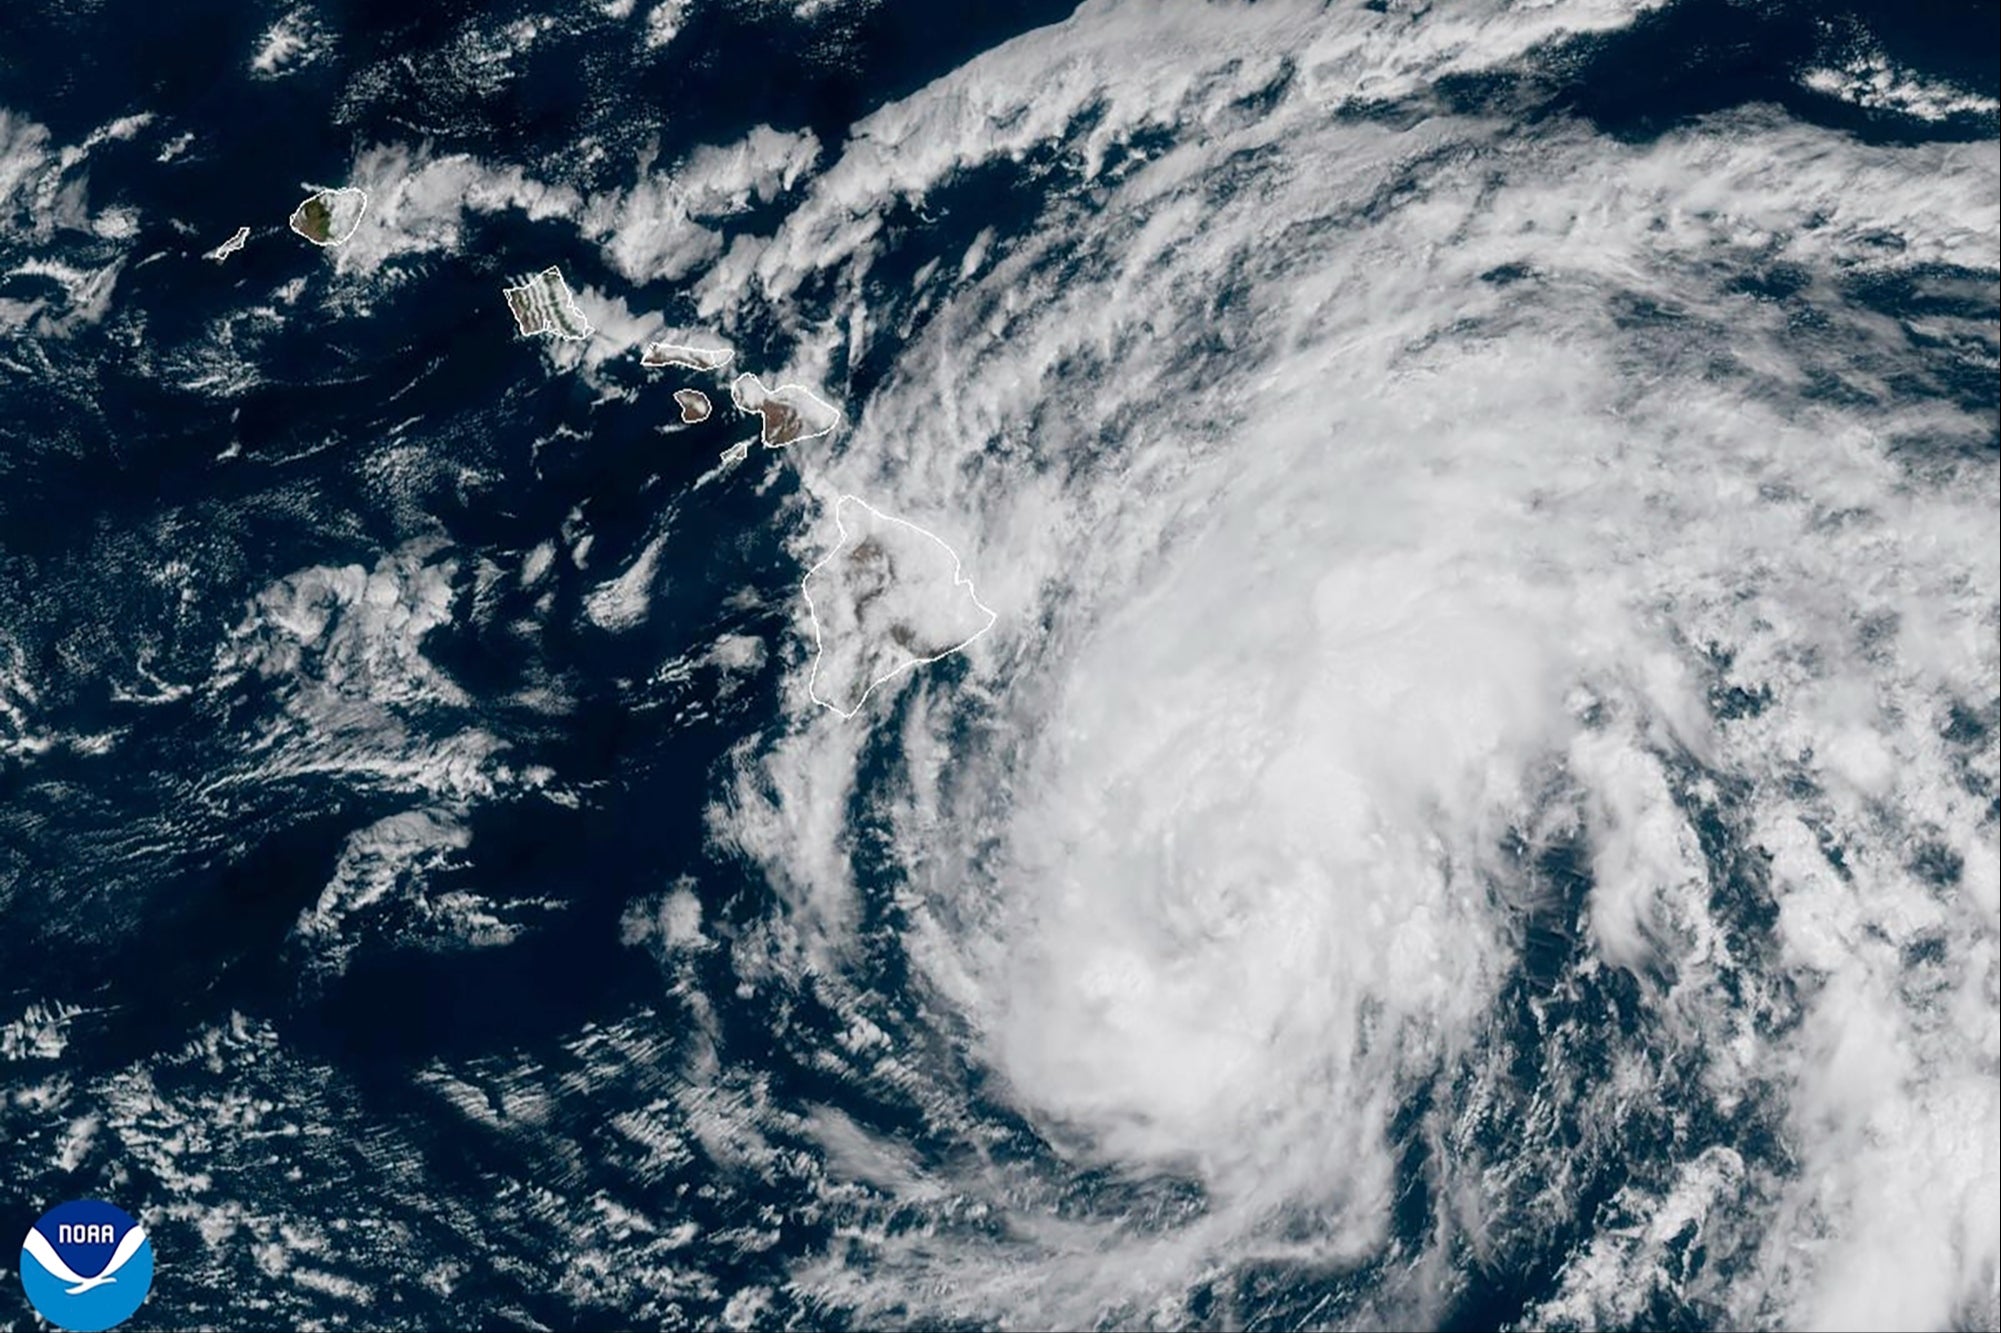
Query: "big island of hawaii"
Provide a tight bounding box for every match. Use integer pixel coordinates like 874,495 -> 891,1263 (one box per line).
802,495 -> 997,717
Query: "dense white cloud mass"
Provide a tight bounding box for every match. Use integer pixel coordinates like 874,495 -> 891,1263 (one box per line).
331,145 -> 582,279
211,539 -> 537,807
1802,47 -> 2001,124
250,7 -> 334,79
698,0 -> 1999,1327
586,126 -> 822,285
0,109 -> 149,334
0,110 -> 50,221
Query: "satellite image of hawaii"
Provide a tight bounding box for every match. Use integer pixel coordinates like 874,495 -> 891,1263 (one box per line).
1,0 -> 1996,1330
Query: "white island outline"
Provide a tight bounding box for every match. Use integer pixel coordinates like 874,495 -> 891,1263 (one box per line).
802,495 -> 998,719
288,184 -> 368,247
730,372 -> 841,449
204,225 -> 250,261
641,340 -> 735,372
673,387 -> 713,422
502,266 -> 593,342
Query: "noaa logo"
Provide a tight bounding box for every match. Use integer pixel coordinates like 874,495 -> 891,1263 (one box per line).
18,1200 -> 153,1332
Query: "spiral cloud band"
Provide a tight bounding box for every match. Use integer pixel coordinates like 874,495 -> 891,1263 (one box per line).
711,1 -> 2000,1328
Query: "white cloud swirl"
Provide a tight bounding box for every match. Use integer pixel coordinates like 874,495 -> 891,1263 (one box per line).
704,0 -> 1998,1327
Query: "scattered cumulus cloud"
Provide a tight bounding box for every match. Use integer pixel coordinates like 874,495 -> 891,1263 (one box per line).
250,7 -> 333,79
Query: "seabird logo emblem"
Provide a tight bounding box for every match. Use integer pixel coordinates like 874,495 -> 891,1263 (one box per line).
18,1200 -> 154,1332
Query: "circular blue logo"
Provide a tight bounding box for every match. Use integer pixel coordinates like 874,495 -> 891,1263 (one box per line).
19,1200 -> 154,1333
